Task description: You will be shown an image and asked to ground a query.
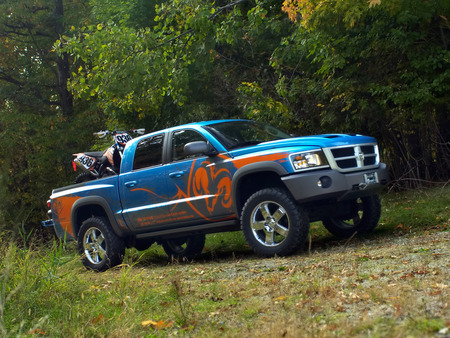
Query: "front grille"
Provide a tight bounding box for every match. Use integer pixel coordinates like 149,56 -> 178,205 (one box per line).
324,143 -> 379,172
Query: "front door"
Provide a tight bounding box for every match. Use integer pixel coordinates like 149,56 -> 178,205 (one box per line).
163,129 -> 234,224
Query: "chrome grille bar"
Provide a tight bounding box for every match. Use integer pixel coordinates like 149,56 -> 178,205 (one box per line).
323,143 -> 380,172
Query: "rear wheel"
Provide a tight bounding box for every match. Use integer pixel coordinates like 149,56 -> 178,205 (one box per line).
77,217 -> 125,272
241,188 -> 309,257
162,234 -> 206,261
322,195 -> 381,238
134,239 -> 154,251
74,172 -> 95,184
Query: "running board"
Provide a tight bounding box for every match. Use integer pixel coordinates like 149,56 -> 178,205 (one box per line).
135,220 -> 239,240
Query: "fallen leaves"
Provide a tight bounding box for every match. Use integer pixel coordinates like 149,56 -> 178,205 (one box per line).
273,295 -> 287,302
90,314 -> 104,325
28,329 -> 46,335
429,283 -> 448,296
141,320 -> 174,330
339,291 -> 370,304
354,253 -> 384,261
53,231 -> 448,337
400,269 -> 430,279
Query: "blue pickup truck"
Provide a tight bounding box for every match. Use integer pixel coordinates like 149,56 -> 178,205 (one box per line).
43,119 -> 389,271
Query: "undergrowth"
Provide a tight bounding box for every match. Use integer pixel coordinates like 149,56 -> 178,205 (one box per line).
0,186 -> 448,336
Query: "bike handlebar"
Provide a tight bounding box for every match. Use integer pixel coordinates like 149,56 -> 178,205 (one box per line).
93,129 -> 146,138
130,128 -> 146,135
93,131 -> 109,138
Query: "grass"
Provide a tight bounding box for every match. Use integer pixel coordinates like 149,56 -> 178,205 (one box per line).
379,184 -> 449,231
0,186 -> 449,337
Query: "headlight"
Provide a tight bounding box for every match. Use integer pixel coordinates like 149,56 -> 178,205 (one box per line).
290,150 -> 329,171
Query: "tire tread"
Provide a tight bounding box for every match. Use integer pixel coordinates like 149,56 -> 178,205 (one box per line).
241,188 -> 309,257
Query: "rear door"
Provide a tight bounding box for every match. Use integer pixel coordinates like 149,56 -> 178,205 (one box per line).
119,133 -> 172,231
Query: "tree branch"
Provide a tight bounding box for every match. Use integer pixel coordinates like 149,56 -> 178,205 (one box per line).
152,0 -> 248,50
210,0 -> 248,20
0,72 -> 23,87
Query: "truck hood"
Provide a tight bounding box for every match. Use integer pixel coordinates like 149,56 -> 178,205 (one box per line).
228,134 -> 376,157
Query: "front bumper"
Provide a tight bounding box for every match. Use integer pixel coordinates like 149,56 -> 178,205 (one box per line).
282,163 -> 389,203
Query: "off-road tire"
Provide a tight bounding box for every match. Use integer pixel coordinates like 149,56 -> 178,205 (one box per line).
241,188 -> 309,257
162,234 -> 206,261
322,195 -> 381,239
77,217 -> 125,272
74,172 -> 95,184
134,239 -> 154,251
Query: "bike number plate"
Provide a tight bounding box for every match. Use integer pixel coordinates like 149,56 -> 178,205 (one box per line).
364,172 -> 378,185
115,133 -> 132,146
75,155 -> 96,171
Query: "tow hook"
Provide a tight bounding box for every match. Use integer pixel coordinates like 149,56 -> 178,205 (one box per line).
353,183 -> 368,190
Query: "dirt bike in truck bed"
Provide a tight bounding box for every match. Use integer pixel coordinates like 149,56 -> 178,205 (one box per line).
72,128 -> 145,183
42,119 -> 389,272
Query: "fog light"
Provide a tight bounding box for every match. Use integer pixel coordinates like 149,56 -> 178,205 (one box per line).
317,176 -> 332,188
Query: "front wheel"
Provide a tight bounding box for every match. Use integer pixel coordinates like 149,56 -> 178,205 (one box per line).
77,217 -> 125,272
161,234 -> 206,261
241,188 -> 309,257
322,195 -> 381,239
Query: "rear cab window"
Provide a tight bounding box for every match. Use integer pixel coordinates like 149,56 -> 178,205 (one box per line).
133,134 -> 165,170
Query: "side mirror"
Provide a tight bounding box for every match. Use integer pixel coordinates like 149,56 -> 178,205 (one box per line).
184,141 -> 218,157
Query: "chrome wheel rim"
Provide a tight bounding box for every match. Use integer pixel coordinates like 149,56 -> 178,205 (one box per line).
83,227 -> 107,264
250,201 -> 290,247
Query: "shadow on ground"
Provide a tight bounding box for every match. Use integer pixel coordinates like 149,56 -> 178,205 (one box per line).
130,223 -> 409,269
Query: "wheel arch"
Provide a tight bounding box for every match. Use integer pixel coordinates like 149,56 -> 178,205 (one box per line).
71,196 -> 130,239
232,161 -> 289,217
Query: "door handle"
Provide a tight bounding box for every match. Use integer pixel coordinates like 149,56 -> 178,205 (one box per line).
124,181 -> 137,188
169,171 -> 185,178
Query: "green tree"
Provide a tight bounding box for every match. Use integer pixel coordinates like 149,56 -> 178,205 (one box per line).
58,0 -> 296,129
0,0 -> 98,234
2,0 -> 443,238
62,0 -> 450,186
275,0 -> 450,185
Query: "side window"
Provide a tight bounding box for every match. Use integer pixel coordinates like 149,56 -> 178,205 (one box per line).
133,134 -> 164,170
171,129 -> 207,162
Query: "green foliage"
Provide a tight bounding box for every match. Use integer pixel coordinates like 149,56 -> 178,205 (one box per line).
0,0 -> 100,233
1,0 -> 449,237
0,239 -> 78,336
237,81 -> 294,131
90,0 -> 162,29
276,0 -> 450,184
58,0 -> 221,127
0,104 -> 102,232
380,185 -> 450,231
57,0 -> 296,129
0,187 -> 448,336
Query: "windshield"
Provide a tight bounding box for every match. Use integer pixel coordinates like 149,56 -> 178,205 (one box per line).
204,120 -> 292,150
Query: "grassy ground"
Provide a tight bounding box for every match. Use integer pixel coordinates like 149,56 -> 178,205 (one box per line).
1,186 -> 449,337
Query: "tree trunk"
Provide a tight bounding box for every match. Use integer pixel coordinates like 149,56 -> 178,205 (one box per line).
53,0 -> 73,116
